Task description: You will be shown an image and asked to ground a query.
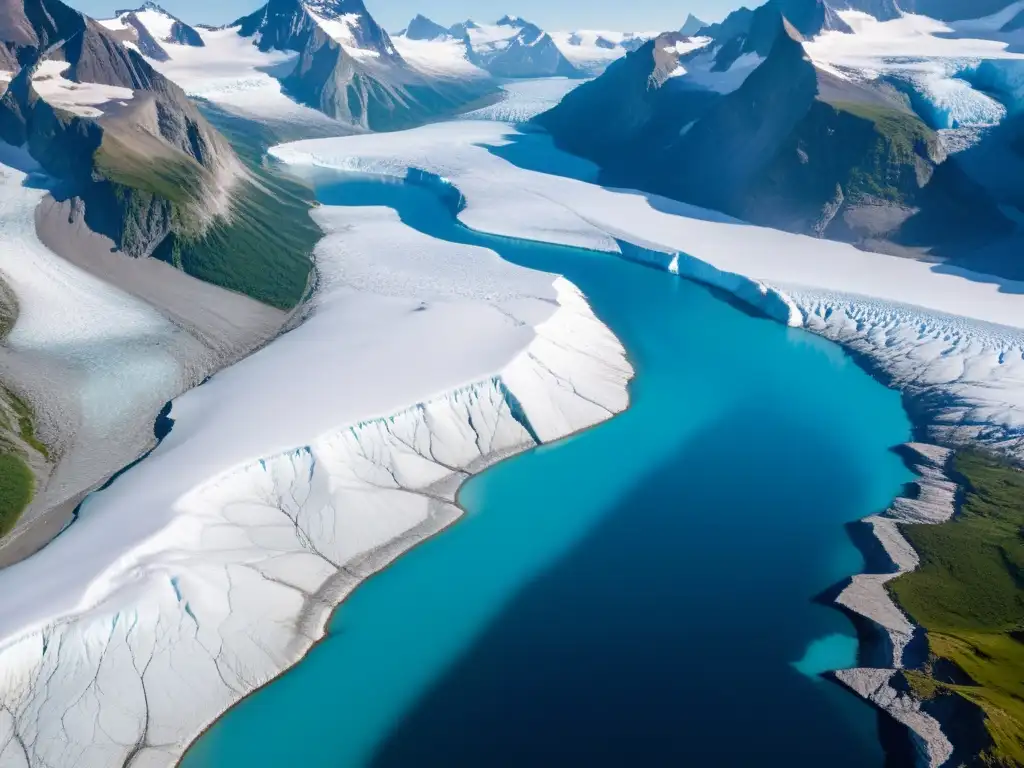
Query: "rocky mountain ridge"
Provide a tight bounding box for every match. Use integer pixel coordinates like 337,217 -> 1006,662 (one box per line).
537,9 -> 1014,259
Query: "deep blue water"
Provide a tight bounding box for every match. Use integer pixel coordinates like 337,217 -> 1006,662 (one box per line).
183,174 -> 913,767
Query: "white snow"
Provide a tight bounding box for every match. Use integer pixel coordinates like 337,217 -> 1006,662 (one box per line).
465,22 -> 521,52
807,10 -> 1024,66
675,49 -> 763,93
392,35 -> 487,78
30,60 -> 135,118
803,10 -> 1024,139
144,28 -> 340,129
307,9 -> 380,59
550,30 -> 655,74
462,77 -> 584,121
0,143 -> 195,549
133,8 -> 176,42
0,129 -> 631,765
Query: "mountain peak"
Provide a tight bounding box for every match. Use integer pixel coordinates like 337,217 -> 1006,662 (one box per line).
497,15 -> 527,27
114,1 -> 171,16
680,13 -> 708,36
404,13 -> 451,41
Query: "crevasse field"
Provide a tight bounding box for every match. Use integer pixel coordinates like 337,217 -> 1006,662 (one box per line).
1,7 -> 1024,762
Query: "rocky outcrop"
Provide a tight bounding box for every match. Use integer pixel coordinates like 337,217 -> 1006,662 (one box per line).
235,0 -> 496,130
403,13 -> 451,41
0,0 -> 245,278
679,13 -> 708,36
833,444 -> 958,768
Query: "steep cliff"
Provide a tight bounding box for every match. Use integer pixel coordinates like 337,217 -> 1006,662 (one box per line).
234,0 -> 496,130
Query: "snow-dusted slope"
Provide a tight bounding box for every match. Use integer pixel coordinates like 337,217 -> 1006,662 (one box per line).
551,29 -> 656,75
0,146 -> 631,765
455,16 -> 582,78
98,2 -> 204,61
0,145 -> 207,565
143,27 -> 343,130
272,121 -> 1024,459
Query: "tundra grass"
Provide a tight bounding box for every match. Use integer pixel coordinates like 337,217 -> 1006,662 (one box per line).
889,451 -> 1024,766
0,453 -> 34,539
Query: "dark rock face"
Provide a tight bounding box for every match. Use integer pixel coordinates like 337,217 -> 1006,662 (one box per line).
118,12 -> 170,60
0,0 -> 238,262
456,18 -> 580,78
537,13 -> 1013,259
679,13 -> 708,36
404,14 -> 450,41
486,23 -> 581,78
237,0 -> 398,58
236,0 -> 496,130
835,0 -> 903,21
114,3 -> 205,48
901,0 -> 1017,20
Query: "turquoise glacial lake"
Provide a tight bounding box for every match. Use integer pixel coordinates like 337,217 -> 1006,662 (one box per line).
183,172 -> 914,766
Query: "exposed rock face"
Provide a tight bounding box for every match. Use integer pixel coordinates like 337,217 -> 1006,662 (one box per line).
538,11 -> 1012,259
235,0 -> 496,130
902,0 -> 1016,20
452,16 -> 582,78
487,22 -> 580,78
833,444 -> 958,768
403,13 -> 451,41
235,0 -> 398,57
836,0 -> 903,21
0,0 -> 241,262
679,13 -> 708,36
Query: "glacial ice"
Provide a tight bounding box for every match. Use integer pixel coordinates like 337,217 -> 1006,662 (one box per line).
271,120 -> 1024,458
0,179 -> 631,766
0,144 -> 197,544
463,78 -> 585,122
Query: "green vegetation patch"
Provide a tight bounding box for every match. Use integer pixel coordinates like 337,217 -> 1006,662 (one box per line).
0,453 -> 34,539
889,451 -> 1024,766
7,389 -> 47,460
94,114 -> 319,310
823,99 -> 934,202
94,139 -> 204,209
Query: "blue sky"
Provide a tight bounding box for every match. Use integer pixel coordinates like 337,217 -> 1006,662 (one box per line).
67,0 -> 735,31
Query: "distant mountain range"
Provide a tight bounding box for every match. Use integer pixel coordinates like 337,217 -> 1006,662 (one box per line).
396,13 -> 657,77
537,0 -> 1024,268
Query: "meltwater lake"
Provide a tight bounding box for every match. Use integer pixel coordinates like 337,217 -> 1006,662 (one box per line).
184,173 -> 914,766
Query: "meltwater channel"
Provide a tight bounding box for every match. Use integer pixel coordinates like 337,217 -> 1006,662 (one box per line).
183,172 -> 914,766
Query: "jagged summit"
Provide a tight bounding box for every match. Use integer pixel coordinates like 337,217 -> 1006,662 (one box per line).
114,0 -> 168,14
403,14 -> 451,41
680,13 -> 708,35
236,0 -> 400,59
449,14 -> 582,77
99,1 -> 204,57
539,7 -> 1010,258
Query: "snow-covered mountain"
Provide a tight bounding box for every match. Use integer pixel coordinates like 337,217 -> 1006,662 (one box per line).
551,29 -> 657,75
98,2 -> 204,61
538,0 -> 1024,267
450,16 -> 583,77
224,0 -> 498,129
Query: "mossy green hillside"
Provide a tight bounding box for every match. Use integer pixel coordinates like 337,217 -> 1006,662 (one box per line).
889,451 -> 1024,767
93,124 -> 318,311
0,453 -> 33,539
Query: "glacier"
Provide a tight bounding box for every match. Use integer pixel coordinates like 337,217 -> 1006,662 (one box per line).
270,121 -> 1024,461
0,184 -> 630,766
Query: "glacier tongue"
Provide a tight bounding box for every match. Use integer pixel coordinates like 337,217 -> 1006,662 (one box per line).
0,188 -> 631,766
